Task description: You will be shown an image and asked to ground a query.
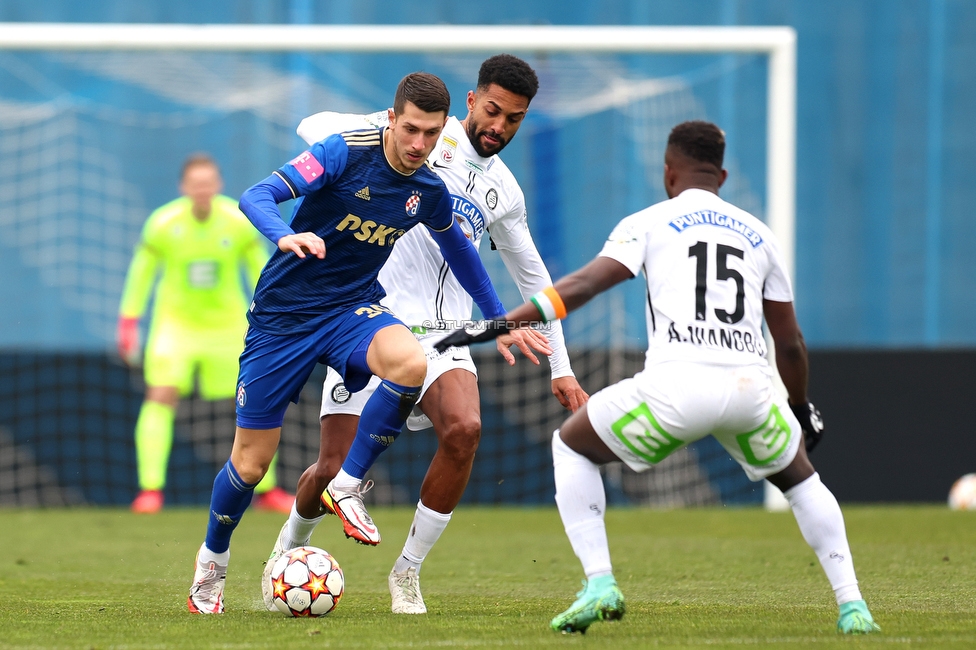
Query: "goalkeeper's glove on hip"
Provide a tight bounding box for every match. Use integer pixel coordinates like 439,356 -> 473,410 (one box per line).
789,401 -> 824,453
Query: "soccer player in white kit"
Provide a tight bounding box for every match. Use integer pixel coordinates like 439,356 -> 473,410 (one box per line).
262,55 -> 588,615
435,121 -> 881,635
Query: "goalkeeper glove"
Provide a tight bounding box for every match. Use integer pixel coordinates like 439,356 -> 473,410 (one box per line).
433,320 -> 512,353
117,316 -> 140,364
789,401 -> 824,453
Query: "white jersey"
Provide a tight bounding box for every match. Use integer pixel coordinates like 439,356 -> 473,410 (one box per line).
599,188 -> 793,369
298,111 -> 573,378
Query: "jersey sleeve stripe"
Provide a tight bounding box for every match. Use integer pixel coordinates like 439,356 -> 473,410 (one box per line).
272,171 -> 298,199
427,220 -> 453,233
341,130 -> 381,146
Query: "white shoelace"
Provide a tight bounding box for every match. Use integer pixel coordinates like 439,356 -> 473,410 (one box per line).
193,562 -> 224,600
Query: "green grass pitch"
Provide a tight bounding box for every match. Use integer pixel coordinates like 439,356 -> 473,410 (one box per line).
1,505 -> 974,649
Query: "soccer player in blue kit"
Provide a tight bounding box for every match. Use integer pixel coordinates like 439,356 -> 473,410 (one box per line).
187,72 -> 547,614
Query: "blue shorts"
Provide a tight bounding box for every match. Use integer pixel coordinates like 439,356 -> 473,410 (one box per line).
235,303 -> 402,429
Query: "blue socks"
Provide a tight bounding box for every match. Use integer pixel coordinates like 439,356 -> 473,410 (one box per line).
341,379 -> 421,479
205,459 -> 257,553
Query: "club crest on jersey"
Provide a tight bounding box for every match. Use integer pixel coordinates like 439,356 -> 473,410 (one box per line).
331,383 -> 351,404
440,135 -> 457,163
405,191 -> 421,216
236,382 -> 247,407
450,194 -> 485,241
486,188 -> 498,210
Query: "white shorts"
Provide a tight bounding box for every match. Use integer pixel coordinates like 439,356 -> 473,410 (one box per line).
585,360 -> 801,481
319,328 -> 478,431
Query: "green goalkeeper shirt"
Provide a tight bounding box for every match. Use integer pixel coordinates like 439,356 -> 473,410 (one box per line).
119,195 -> 268,330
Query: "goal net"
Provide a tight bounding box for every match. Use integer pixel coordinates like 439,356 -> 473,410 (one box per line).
0,24 -> 795,508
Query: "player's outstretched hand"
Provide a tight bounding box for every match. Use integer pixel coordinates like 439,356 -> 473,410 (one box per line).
278,232 -> 326,259
433,320 -> 512,353
496,328 -> 552,366
789,401 -> 824,452
552,376 -> 589,413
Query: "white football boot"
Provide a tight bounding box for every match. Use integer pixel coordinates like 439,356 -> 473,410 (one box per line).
389,567 -> 427,614
320,479 -> 381,545
187,544 -> 227,614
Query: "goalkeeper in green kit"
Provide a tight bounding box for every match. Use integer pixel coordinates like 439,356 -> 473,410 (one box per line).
118,154 -> 295,514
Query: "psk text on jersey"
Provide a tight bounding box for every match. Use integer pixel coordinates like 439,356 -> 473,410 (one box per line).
335,214 -> 406,246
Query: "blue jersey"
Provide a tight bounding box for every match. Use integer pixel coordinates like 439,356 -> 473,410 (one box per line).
248,128 -> 454,334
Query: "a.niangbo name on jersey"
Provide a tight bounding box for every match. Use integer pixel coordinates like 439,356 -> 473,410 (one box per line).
667,322 -> 768,358
335,214 -> 406,246
668,210 -> 764,248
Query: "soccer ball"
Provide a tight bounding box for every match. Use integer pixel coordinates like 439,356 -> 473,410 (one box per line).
948,473 -> 976,511
268,546 -> 344,617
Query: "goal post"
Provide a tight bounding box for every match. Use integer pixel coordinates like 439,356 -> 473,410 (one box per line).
0,23 -> 796,509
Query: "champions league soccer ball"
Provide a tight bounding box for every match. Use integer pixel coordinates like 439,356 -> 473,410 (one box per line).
947,473 -> 976,511
268,546 -> 344,617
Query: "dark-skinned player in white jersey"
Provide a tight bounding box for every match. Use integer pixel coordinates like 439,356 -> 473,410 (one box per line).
436,121 -> 880,636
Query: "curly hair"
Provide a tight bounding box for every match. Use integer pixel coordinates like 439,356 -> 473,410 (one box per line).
477,54 -> 539,103
666,121 -> 725,169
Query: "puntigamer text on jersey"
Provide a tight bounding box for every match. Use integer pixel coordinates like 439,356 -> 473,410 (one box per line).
668,210 -> 764,248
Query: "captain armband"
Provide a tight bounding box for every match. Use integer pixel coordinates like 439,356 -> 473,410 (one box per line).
530,287 -> 568,324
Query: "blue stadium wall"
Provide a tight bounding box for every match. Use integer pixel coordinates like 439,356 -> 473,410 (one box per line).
1,1 -> 974,504
1,0 -> 974,348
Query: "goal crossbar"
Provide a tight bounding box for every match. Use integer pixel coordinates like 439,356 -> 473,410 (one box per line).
0,22 -> 795,275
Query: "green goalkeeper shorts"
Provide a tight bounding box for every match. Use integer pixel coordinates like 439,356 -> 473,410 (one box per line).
143,318 -> 246,399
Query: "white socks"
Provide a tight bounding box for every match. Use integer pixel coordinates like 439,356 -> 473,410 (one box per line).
285,502 -> 325,549
552,430 -> 613,578
332,468 -> 362,491
198,543 -> 229,566
785,472 -> 862,605
393,500 -> 452,574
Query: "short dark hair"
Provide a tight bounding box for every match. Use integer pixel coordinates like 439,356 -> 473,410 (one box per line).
393,72 -> 451,116
477,54 -> 539,103
181,153 -> 219,180
666,121 -> 725,169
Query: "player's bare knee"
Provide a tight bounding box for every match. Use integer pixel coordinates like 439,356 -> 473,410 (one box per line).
385,349 -> 427,386
439,418 -> 481,460
235,458 -> 270,485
